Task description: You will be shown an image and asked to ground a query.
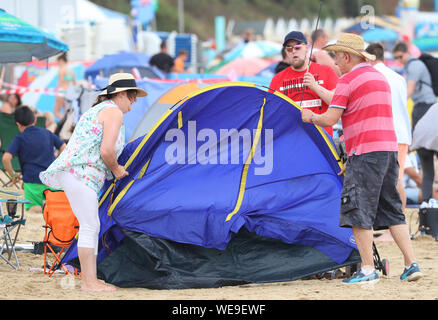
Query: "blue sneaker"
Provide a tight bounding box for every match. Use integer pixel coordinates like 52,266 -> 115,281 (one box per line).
342,270 -> 379,285
400,263 -> 423,282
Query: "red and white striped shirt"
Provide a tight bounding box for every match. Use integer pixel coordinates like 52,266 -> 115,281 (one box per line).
330,63 -> 397,156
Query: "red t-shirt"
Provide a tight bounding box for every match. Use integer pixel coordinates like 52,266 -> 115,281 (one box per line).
269,63 -> 338,136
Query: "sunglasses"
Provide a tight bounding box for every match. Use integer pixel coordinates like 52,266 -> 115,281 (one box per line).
285,44 -> 303,53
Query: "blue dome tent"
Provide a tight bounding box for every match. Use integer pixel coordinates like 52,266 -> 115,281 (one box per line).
61,83 -> 361,289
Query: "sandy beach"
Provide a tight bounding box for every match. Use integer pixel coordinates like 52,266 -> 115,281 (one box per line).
1,185 -> 438,301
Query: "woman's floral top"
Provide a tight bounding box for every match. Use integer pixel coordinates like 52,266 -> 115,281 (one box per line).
40,100 -> 125,194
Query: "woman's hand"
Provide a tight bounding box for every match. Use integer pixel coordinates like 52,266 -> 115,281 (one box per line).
113,165 -> 129,180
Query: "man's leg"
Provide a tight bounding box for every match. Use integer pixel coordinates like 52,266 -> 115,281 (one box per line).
352,226 -> 374,271
417,148 -> 435,202
397,144 -> 409,211
388,224 -> 416,267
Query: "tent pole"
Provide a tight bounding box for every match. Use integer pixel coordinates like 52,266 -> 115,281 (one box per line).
299,0 -> 323,107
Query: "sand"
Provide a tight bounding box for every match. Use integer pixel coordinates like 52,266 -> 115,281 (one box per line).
1,186 -> 437,301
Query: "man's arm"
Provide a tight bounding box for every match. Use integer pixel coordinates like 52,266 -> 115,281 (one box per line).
407,80 -> 416,99
2,152 -> 14,177
405,167 -> 422,187
301,106 -> 344,127
58,143 -> 66,154
303,72 -> 335,106
2,152 -> 20,184
99,107 -> 128,180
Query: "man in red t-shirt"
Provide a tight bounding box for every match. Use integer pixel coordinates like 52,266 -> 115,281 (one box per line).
270,31 -> 338,136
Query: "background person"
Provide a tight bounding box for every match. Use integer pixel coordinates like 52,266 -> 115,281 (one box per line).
0,93 -> 22,114
40,73 -> 147,293
366,42 -> 411,211
2,106 -> 65,213
393,41 -> 437,203
54,53 -> 76,121
274,46 -> 291,74
404,152 -> 423,204
149,41 -> 174,74
270,31 -> 338,136
310,29 -> 341,77
173,49 -> 189,73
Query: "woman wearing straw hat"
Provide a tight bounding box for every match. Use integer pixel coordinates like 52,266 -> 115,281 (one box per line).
301,33 -> 422,284
40,73 -> 147,292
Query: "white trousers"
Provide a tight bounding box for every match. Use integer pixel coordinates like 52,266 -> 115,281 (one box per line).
56,171 -> 100,255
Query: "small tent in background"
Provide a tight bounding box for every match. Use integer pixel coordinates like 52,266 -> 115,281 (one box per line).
61,83 -> 360,289
215,57 -> 276,77
95,77 -> 230,144
130,81 -> 215,141
84,51 -> 164,82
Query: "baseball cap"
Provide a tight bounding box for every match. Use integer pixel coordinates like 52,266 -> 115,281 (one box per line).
283,31 -> 308,46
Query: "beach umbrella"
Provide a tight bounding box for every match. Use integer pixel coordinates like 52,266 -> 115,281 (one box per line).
207,41 -> 281,74
216,57 -> 276,76
223,40 -> 282,62
84,51 -> 163,82
362,27 -> 399,42
0,9 -> 68,63
255,61 -> 278,78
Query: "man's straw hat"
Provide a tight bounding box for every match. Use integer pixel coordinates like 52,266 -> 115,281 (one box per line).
98,73 -> 147,97
323,33 -> 376,61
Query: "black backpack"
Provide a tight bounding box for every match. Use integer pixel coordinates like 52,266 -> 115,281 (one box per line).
406,53 -> 438,96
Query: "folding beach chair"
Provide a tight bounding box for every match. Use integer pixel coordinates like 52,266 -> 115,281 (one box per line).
0,189 -> 29,269
0,113 -> 47,188
42,189 -> 79,276
0,112 -> 22,188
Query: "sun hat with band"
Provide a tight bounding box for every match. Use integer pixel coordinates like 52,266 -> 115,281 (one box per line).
323,33 -> 376,61
98,72 -> 148,97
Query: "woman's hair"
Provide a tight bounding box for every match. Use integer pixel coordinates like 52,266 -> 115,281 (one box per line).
91,89 -> 137,107
8,93 -> 22,107
57,52 -> 68,63
14,105 -> 35,126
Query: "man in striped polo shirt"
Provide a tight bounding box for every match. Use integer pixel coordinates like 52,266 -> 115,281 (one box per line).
301,33 -> 422,284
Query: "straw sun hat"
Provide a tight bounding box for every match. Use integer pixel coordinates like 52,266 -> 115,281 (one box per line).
98,73 -> 148,97
323,33 -> 376,61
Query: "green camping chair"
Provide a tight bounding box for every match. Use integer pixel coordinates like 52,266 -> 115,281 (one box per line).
0,112 -> 46,188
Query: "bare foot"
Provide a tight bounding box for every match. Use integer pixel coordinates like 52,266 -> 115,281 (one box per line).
80,281 -> 116,292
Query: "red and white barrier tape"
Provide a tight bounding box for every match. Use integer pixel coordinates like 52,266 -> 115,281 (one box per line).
1,81 -> 95,97
0,88 -> 65,96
